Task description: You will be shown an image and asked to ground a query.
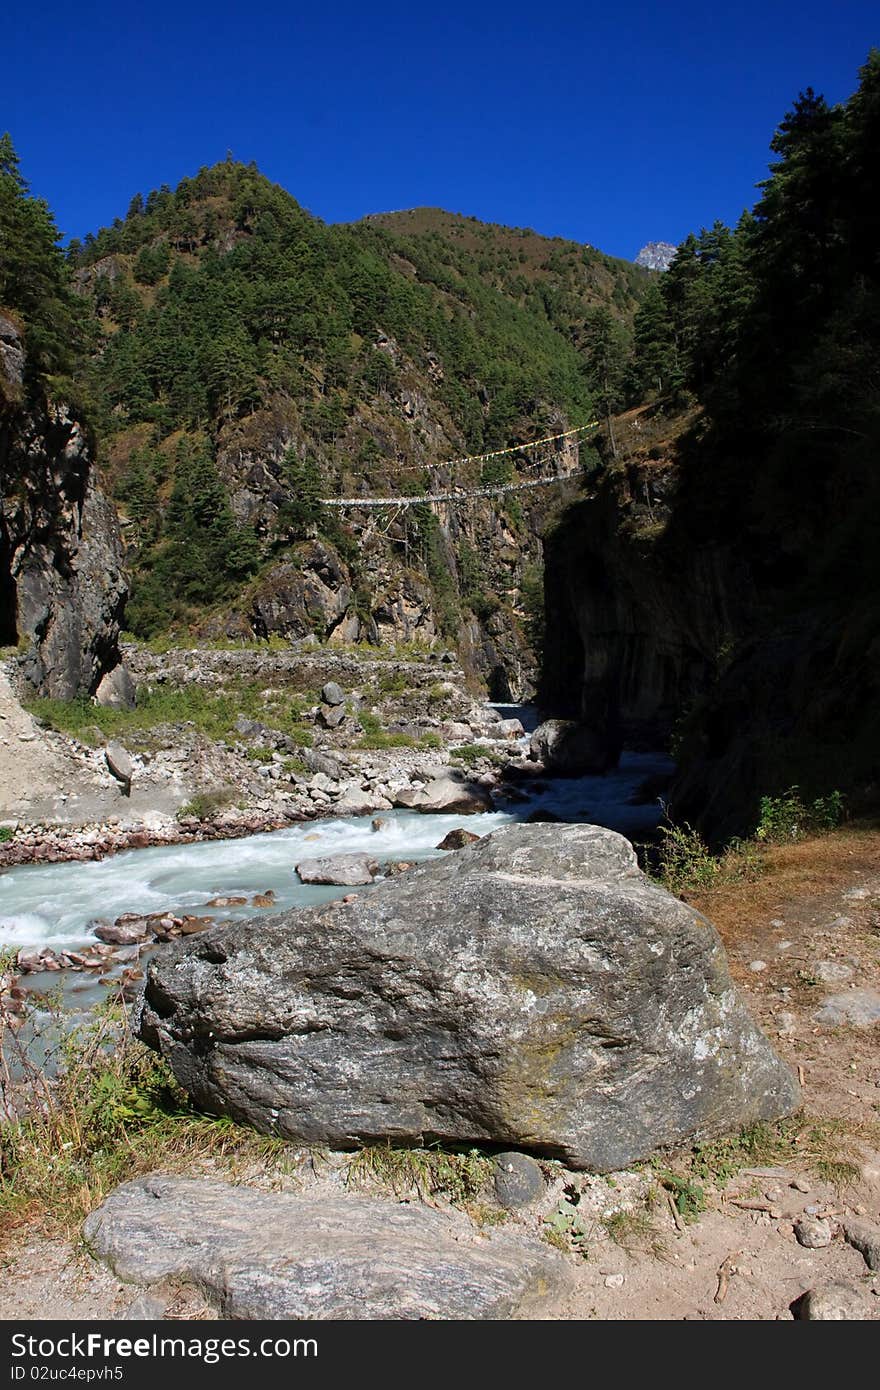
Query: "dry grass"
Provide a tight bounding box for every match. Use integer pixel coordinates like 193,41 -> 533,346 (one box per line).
687,822 -> 880,947
0,997 -> 295,1247
344,1143 -> 492,1204
603,1205 -> 668,1258
673,1114 -> 878,1196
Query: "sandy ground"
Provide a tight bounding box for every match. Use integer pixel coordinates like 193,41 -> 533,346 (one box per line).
0,670 -> 191,826
1,824 -> 878,1321
0,670 -> 99,821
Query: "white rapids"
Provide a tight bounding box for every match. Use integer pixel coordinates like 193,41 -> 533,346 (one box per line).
0,751 -> 673,954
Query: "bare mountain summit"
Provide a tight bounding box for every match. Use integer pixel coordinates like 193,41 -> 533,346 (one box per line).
635,241 -> 676,271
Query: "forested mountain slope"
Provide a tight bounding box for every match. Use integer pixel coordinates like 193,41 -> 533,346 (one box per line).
64,165 -> 648,689
543,50 -> 880,838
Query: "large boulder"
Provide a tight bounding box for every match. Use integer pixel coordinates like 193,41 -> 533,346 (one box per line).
83,1174 -> 569,1320
529,719 -> 612,775
105,740 -> 133,794
139,823 -> 799,1171
392,774 -> 492,815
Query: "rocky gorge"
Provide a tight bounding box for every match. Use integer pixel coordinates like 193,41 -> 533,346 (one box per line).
2,61 -> 880,1318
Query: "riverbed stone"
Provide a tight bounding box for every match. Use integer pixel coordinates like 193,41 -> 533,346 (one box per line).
393,775 -> 492,815
93,917 -> 150,945
303,748 -> 344,780
139,822 -> 799,1170
83,1174 -> 569,1320
494,718 -> 525,739
436,827 -> 481,851
295,853 -> 379,886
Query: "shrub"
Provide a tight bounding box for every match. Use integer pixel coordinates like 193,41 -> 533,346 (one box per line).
358,710 -> 382,738
176,788 -> 237,821
654,819 -> 718,895
358,731 -> 416,750
755,787 -> 844,843
450,743 -> 486,767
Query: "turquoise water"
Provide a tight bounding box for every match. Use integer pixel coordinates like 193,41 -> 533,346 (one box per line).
0,751 -> 673,954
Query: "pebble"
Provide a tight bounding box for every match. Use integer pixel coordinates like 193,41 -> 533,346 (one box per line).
793,1216 -> 833,1249
603,1274 -> 625,1288
749,960 -> 767,972
791,1178 -> 811,1193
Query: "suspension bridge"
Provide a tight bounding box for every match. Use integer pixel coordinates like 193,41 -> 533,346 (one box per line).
318,420 -> 599,509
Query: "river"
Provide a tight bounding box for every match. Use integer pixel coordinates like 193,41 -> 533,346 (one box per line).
0,750 -> 673,962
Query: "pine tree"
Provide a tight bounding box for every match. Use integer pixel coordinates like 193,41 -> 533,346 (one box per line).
0,133 -> 88,375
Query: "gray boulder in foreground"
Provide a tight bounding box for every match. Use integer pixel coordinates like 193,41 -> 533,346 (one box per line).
83,1174 -> 568,1320
139,823 -> 799,1170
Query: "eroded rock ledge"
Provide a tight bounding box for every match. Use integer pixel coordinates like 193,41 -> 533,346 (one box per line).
139,822 -> 799,1171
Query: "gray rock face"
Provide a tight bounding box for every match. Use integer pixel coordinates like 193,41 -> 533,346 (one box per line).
0,319 -> 128,698
95,663 -> 136,710
634,242 -> 676,271
83,1174 -> 569,1320
295,853 -> 379,886
529,719 -> 612,775
139,823 -> 799,1170
0,314 -> 25,388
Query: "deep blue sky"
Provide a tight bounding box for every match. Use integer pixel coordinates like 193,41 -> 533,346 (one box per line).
6,1 -> 877,260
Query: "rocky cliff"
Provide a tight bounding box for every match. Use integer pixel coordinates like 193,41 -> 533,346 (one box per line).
634,242 -> 676,271
541,407 -> 880,842
541,410 -> 736,746
206,423 -> 583,699
0,314 -> 128,698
